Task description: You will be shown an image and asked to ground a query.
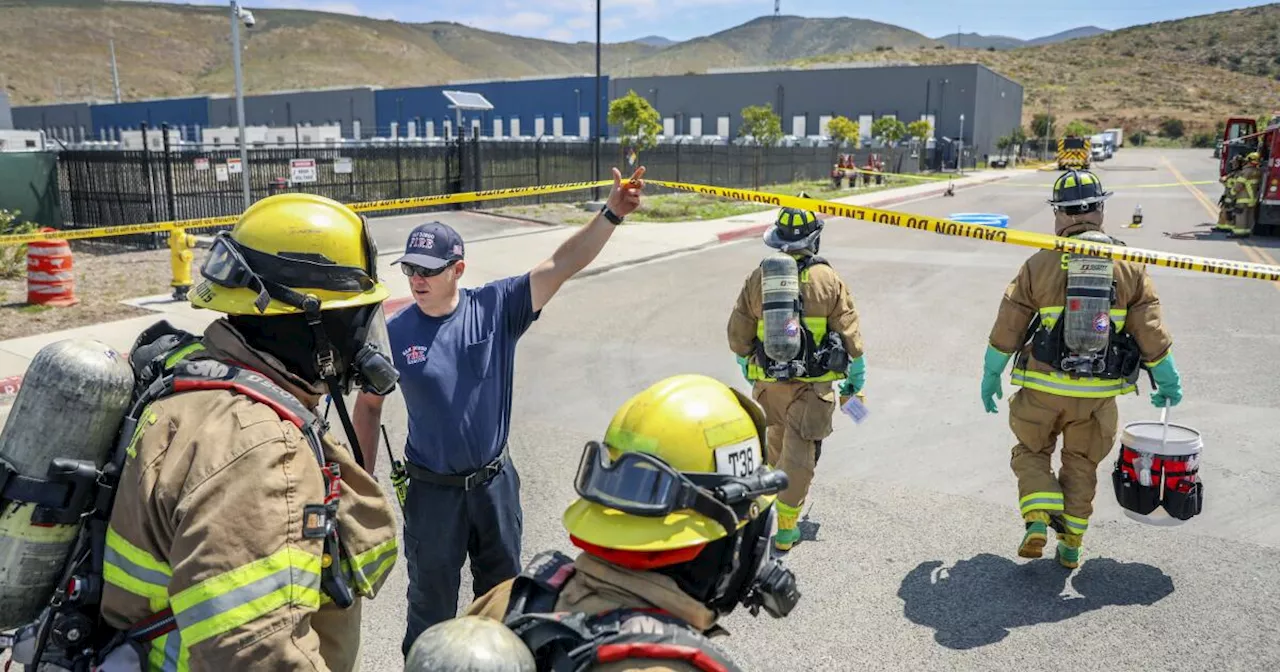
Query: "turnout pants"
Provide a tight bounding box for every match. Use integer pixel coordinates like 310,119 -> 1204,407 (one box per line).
1008,387 -> 1119,538
399,455 -> 523,657
753,380 -> 836,509
1233,206 -> 1257,236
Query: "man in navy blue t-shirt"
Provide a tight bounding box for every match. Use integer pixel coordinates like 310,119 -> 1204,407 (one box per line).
354,167 -> 647,656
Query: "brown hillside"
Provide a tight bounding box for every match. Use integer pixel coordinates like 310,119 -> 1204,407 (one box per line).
792,4 -> 1280,135
2,0 -> 1278,137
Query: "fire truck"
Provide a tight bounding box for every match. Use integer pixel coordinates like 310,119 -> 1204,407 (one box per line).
1219,114 -> 1280,237
1056,135 -> 1091,170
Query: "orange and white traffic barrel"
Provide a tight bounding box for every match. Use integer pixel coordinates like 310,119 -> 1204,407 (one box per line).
26,229 -> 78,307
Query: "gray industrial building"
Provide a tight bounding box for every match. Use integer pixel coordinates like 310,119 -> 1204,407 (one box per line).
207,86 -> 376,139
612,63 -> 1022,158
11,102 -> 92,142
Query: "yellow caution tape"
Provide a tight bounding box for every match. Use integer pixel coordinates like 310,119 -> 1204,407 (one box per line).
646,180 -> 1280,282
4,175 -> 1279,283
0,180 -> 614,246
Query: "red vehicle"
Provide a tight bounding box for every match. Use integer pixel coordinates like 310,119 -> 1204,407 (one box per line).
1219,114 -> 1280,236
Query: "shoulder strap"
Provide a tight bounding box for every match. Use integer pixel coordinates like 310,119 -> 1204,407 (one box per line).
168,358 -> 316,429
583,610 -> 744,672
504,550 -> 577,620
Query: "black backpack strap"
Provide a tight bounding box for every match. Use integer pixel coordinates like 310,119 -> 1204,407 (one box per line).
504,550 -> 577,620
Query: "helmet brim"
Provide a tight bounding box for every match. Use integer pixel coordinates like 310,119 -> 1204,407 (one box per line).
764,226 -> 820,252
189,279 -> 390,315
563,498 -> 729,550
1048,190 -> 1113,208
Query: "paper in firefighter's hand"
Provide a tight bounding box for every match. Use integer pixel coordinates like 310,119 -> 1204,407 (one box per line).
841,394 -> 869,424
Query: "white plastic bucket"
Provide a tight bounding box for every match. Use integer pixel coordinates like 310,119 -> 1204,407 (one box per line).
1114,419 -> 1203,527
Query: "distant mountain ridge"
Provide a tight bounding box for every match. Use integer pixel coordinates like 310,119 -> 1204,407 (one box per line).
935,25 -> 1110,50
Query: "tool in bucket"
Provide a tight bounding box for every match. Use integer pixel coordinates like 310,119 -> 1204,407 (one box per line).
1111,400 -> 1204,526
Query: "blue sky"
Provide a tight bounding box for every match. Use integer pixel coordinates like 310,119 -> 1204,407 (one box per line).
152,1 -> 1274,43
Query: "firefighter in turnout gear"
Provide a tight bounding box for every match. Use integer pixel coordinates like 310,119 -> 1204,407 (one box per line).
1215,155 -> 1244,233
727,204 -> 866,552
459,374 -> 801,672
96,193 -> 400,670
981,170 -> 1183,569
1231,152 -> 1263,238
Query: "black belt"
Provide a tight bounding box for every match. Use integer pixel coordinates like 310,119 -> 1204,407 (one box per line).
404,444 -> 508,491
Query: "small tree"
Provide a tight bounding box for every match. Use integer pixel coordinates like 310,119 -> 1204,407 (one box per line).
1063,119 -> 1095,137
996,135 -> 1012,158
739,103 -> 783,146
871,116 -> 907,145
0,209 -> 37,279
608,90 -> 662,158
1159,118 -> 1185,139
906,119 -> 932,143
827,116 -> 860,146
1031,113 -> 1056,139
1010,125 -> 1028,156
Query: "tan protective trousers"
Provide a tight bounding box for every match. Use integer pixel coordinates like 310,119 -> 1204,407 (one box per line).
752,380 -> 836,509
1234,206 -> 1257,235
1009,388 -> 1119,538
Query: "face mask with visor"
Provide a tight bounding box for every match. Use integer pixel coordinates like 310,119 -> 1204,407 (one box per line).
574,440 -> 801,618
199,226 -> 399,468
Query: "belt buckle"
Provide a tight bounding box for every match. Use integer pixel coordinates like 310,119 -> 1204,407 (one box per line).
465,458 -> 502,491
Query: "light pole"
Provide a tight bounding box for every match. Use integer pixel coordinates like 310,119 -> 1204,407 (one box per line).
230,1 -> 255,210
958,113 -> 965,174
594,0 -> 601,200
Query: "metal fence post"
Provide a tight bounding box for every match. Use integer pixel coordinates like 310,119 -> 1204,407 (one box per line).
161,123 -> 177,223
395,135 -> 403,199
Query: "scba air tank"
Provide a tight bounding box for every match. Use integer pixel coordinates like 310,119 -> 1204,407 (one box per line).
0,339 -> 134,630
1063,231 -> 1116,357
761,253 -> 802,362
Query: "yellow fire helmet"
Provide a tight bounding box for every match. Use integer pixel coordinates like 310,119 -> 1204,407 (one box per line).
563,374 -> 781,553
1247,152 -> 1261,163
190,193 -> 388,315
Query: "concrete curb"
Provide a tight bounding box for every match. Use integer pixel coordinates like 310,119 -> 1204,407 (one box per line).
710,173 -> 1013,243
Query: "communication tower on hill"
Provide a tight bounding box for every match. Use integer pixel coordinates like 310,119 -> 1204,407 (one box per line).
774,0 -> 780,18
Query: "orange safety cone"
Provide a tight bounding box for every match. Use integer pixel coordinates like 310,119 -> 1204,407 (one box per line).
26,229 -> 79,307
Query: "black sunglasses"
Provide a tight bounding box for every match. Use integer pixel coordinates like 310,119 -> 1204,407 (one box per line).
400,260 -> 456,278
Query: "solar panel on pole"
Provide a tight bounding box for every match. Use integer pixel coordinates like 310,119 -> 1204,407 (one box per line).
443,90 -> 494,139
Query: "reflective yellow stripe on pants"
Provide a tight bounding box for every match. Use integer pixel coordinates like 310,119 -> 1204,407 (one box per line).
1062,514 -> 1089,536
1020,491 -> 1064,516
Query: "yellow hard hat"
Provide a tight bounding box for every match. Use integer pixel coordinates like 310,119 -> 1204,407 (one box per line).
1247,152 -> 1260,163
563,374 -> 777,553
190,193 -> 388,315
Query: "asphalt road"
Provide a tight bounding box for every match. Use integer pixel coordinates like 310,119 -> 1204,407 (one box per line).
352,148 -> 1280,671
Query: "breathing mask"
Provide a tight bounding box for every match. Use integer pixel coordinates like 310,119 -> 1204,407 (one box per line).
573,443 -> 801,618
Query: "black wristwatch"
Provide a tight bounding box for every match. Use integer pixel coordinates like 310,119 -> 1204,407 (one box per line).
600,204 -> 624,225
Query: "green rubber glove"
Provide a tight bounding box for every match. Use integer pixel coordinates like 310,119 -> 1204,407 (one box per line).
838,355 -> 867,397
1148,353 -> 1183,408
982,345 -> 1013,414
736,355 -> 750,383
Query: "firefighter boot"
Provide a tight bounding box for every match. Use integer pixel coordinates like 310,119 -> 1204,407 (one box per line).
775,501 -> 801,551
1018,511 -> 1051,559
1057,532 -> 1084,569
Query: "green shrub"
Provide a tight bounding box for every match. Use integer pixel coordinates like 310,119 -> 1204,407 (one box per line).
0,210 -> 38,279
